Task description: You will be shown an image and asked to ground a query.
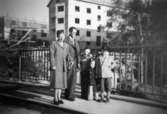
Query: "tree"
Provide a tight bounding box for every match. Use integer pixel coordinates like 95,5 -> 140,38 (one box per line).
106,0 -> 153,45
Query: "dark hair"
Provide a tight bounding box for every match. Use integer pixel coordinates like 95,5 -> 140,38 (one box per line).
57,30 -> 64,37
69,26 -> 77,33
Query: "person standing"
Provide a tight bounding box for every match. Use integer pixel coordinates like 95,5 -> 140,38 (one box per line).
50,30 -> 69,105
100,50 -> 112,102
80,48 -> 92,100
64,27 -> 80,101
95,51 -> 103,102
87,58 -> 96,100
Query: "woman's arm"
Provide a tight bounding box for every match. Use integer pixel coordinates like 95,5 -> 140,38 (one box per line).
50,42 -> 56,70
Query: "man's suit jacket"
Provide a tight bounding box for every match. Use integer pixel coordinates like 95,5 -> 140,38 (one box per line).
64,36 -> 80,68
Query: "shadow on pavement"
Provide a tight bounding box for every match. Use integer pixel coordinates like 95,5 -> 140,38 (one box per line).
0,95 -> 85,114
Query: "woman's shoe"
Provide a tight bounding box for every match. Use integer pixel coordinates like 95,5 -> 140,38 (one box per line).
102,98 -> 107,102
106,97 -> 110,103
58,100 -> 64,104
53,100 -> 59,105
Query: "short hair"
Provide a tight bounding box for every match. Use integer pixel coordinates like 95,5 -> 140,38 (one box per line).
85,48 -> 91,53
69,26 -> 77,33
57,30 -> 64,37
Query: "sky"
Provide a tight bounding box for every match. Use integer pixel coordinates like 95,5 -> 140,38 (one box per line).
0,0 -> 49,24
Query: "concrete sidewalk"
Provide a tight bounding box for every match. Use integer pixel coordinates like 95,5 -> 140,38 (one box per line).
0,81 -> 167,114
0,89 -> 167,114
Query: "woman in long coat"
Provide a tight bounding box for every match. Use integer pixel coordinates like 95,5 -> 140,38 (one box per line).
50,30 -> 69,105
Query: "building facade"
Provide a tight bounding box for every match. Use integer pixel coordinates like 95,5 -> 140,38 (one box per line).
48,0 -> 116,49
0,16 -> 49,41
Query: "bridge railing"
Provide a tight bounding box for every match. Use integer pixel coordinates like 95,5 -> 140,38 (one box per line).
19,48 -> 50,83
0,44 -> 167,99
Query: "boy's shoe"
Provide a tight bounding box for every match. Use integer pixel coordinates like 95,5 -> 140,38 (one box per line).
102,98 -> 107,103
106,97 -> 110,103
96,99 -> 102,102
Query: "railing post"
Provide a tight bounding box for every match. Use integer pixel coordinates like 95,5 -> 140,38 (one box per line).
144,53 -> 148,93
152,55 -> 156,95
160,54 -> 164,96
141,47 -> 144,84
18,49 -> 22,82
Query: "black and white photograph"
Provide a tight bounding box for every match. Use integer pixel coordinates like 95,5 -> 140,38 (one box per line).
0,0 -> 167,114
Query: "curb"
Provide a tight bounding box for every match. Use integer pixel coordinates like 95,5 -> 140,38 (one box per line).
0,79 -> 49,87
110,95 -> 167,109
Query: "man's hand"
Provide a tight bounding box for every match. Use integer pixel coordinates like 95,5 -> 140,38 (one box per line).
51,66 -> 56,71
78,64 -> 80,68
77,64 -> 80,71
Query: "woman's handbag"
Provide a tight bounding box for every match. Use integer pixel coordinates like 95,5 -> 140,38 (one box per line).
67,55 -> 74,70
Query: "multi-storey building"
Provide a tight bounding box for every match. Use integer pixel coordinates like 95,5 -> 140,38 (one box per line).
47,0 -> 116,49
0,16 -> 49,41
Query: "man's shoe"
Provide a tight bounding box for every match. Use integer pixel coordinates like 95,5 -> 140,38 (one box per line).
53,100 -> 59,105
58,100 -> 64,104
67,97 -> 75,101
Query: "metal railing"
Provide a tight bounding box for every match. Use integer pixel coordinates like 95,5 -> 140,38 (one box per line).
0,44 -> 167,99
102,45 -> 167,98
19,48 -> 50,83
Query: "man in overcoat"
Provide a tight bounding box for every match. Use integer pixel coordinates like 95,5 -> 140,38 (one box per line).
64,27 -> 80,101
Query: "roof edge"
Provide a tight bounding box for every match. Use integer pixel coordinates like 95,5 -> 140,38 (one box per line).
47,0 -> 54,7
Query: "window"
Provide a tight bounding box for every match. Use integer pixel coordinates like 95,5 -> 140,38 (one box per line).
76,30 -> 80,36
0,18 -> 4,38
22,31 -> 27,36
97,6 -> 101,9
56,30 -> 64,36
97,26 -> 101,32
57,18 -> 64,24
22,22 -> 27,27
86,41 -> 90,46
51,28 -> 55,32
41,30 -> 47,37
41,32 -> 47,37
11,20 -> 16,26
75,6 -> 80,12
96,36 -> 101,46
32,34 -> 37,41
97,15 -> 101,21
107,10 -> 112,17
17,30 -> 22,38
87,20 -> 91,25
33,29 -> 37,32
75,18 -> 80,24
86,31 -> 91,37
87,8 -> 91,13
107,22 -> 112,27
57,6 -> 64,12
